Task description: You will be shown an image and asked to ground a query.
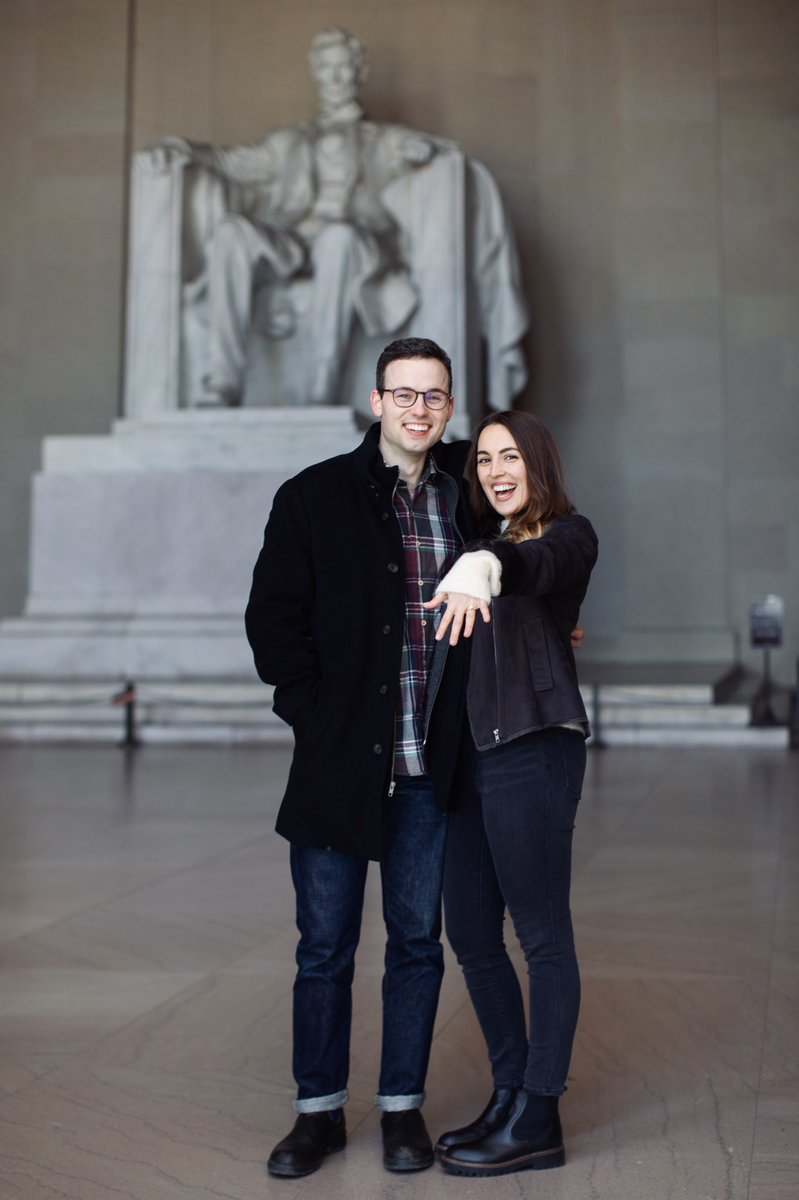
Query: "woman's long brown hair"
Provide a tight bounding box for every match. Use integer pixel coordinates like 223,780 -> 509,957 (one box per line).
466,411 -> 574,542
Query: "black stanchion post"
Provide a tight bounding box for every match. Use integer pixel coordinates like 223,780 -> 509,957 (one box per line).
591,680 -> 603,748
112,681 -> 138,747
761,647 -> 778,726
749,595 -> 784,728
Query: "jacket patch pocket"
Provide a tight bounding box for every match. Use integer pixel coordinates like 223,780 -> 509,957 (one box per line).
523,617 -> 553,691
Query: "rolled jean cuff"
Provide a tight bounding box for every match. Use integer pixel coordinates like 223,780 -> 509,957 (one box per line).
376,1091 -> 425,1112
294,1089 -> 348,1114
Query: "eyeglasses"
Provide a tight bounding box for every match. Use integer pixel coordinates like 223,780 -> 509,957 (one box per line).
383,387 -> 452,411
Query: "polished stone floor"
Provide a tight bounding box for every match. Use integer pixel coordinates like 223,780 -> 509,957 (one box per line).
0,743 -> 796,1199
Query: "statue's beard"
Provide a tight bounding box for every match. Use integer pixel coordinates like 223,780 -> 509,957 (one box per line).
316,97 -> 364,126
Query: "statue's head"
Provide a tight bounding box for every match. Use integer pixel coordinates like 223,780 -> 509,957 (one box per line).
308,28 -> 367,109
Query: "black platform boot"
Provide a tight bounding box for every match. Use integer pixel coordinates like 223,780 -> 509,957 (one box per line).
439,1089 -> 564,1176
434,1087 -> 518,1157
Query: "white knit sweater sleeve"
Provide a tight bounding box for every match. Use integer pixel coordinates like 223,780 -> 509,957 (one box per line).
435,550 -> 502,603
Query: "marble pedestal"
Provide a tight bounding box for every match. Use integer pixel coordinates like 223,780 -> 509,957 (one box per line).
0,409 -> 360,682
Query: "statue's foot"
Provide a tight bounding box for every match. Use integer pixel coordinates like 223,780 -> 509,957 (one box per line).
199,377 -> 243,407
217,386 -> 242,407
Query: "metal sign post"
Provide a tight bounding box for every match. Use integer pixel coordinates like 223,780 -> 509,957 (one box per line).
749,595 -> 784,726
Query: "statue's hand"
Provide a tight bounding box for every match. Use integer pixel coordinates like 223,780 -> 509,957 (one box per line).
142,136 -> 193,174
399,134 -> 435,166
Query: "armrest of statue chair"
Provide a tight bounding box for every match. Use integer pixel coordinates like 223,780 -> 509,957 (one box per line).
124,151 -> 238,416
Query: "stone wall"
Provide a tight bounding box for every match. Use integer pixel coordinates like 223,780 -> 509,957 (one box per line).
0,0 -> 130,616
1,0 -> 797,678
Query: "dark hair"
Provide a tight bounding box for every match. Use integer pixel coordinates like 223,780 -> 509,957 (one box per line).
375,337 -> 452,393
466,411 -> 574,541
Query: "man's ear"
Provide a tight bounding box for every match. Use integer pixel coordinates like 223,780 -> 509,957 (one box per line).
369,389 -> 383,419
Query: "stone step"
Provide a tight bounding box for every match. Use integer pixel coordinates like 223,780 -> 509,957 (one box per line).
595,726 -> 789,748
584,700 -> 752,728
0,678 -> 285,744
0,667 -> 791,748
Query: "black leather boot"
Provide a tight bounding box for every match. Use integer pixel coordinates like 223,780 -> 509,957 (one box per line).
381,1109 -> 434,1171
439,1090 -> 564,1176
267,1109 -> 346,1177
435,1087 -> 518,1156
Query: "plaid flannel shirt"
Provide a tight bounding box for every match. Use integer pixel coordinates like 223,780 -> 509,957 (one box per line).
392,458 -> 459,777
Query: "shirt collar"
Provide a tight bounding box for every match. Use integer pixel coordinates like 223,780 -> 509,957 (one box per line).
391,454 -> 439,491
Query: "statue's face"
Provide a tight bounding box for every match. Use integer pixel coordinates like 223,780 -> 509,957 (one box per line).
311,43 -> 360,109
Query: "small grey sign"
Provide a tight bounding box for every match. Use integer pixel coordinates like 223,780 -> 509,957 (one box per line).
749,594 -> 784,648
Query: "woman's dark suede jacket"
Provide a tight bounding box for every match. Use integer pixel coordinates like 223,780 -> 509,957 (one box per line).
466,513 -> 598,751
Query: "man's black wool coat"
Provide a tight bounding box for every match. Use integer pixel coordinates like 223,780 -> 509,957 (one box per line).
245,423 -> 474,861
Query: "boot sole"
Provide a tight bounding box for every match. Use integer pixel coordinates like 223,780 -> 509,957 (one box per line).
383,1153 -> 435,1173
440,1145 -> 565,1176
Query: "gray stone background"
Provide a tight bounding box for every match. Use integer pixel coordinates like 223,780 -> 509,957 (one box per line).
1,0 -> 797,679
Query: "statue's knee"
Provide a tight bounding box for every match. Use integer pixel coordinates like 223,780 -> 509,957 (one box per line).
211,213 -> 252,251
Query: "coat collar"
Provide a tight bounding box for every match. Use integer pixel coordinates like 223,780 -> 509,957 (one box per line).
353,421 -> 470,493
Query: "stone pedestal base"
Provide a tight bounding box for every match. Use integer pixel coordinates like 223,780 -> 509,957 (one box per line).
0,408 -> 360,682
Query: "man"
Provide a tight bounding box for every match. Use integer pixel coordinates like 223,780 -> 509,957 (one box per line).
149,29 -> 436,405
245,337 -> 474,1176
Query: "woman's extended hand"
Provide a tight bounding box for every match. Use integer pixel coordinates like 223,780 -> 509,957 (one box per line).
422,591 -> 492,646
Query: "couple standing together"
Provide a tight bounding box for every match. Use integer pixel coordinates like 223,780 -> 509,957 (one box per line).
245,337 -> 598,1179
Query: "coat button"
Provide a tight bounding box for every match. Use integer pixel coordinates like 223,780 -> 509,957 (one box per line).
373,743 -> 383,755
382,512 -> 390,521
382,624 -> 391,634
379,684 -> 388,694
388,562 -> 399,573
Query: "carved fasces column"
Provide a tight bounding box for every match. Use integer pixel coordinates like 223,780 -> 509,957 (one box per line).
123,153 -> 185,416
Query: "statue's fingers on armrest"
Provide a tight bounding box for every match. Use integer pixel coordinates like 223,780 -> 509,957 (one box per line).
141,137 -> 192,173
161,135 -> 193,155
400,134 -> 435,165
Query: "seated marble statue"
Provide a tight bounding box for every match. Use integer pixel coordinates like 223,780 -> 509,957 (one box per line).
131,27 -> 528,416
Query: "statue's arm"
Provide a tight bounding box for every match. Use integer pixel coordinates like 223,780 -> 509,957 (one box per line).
378,126 -> 458,179
139,134 -> 278,184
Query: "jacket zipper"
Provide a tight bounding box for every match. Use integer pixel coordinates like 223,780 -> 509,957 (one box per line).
491,610 -> 501,744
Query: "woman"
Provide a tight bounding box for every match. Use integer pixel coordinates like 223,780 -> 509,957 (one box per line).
424,411 -> 598,1177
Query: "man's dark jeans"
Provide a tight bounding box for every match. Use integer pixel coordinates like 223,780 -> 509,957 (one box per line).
290,776 -> 447,1112
443,727 -> 585,1095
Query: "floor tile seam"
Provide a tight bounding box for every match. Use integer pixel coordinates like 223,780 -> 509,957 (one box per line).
743,790 -> 790,1200
578,754 -> 791,867
1,831 -> 281,948
212,939 -> 300,977
428,991 -> 478,1044
0,830 -> 276,879
573,756 -> 680,877
0,970 -> 215,1114
572,786 -> 661,872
